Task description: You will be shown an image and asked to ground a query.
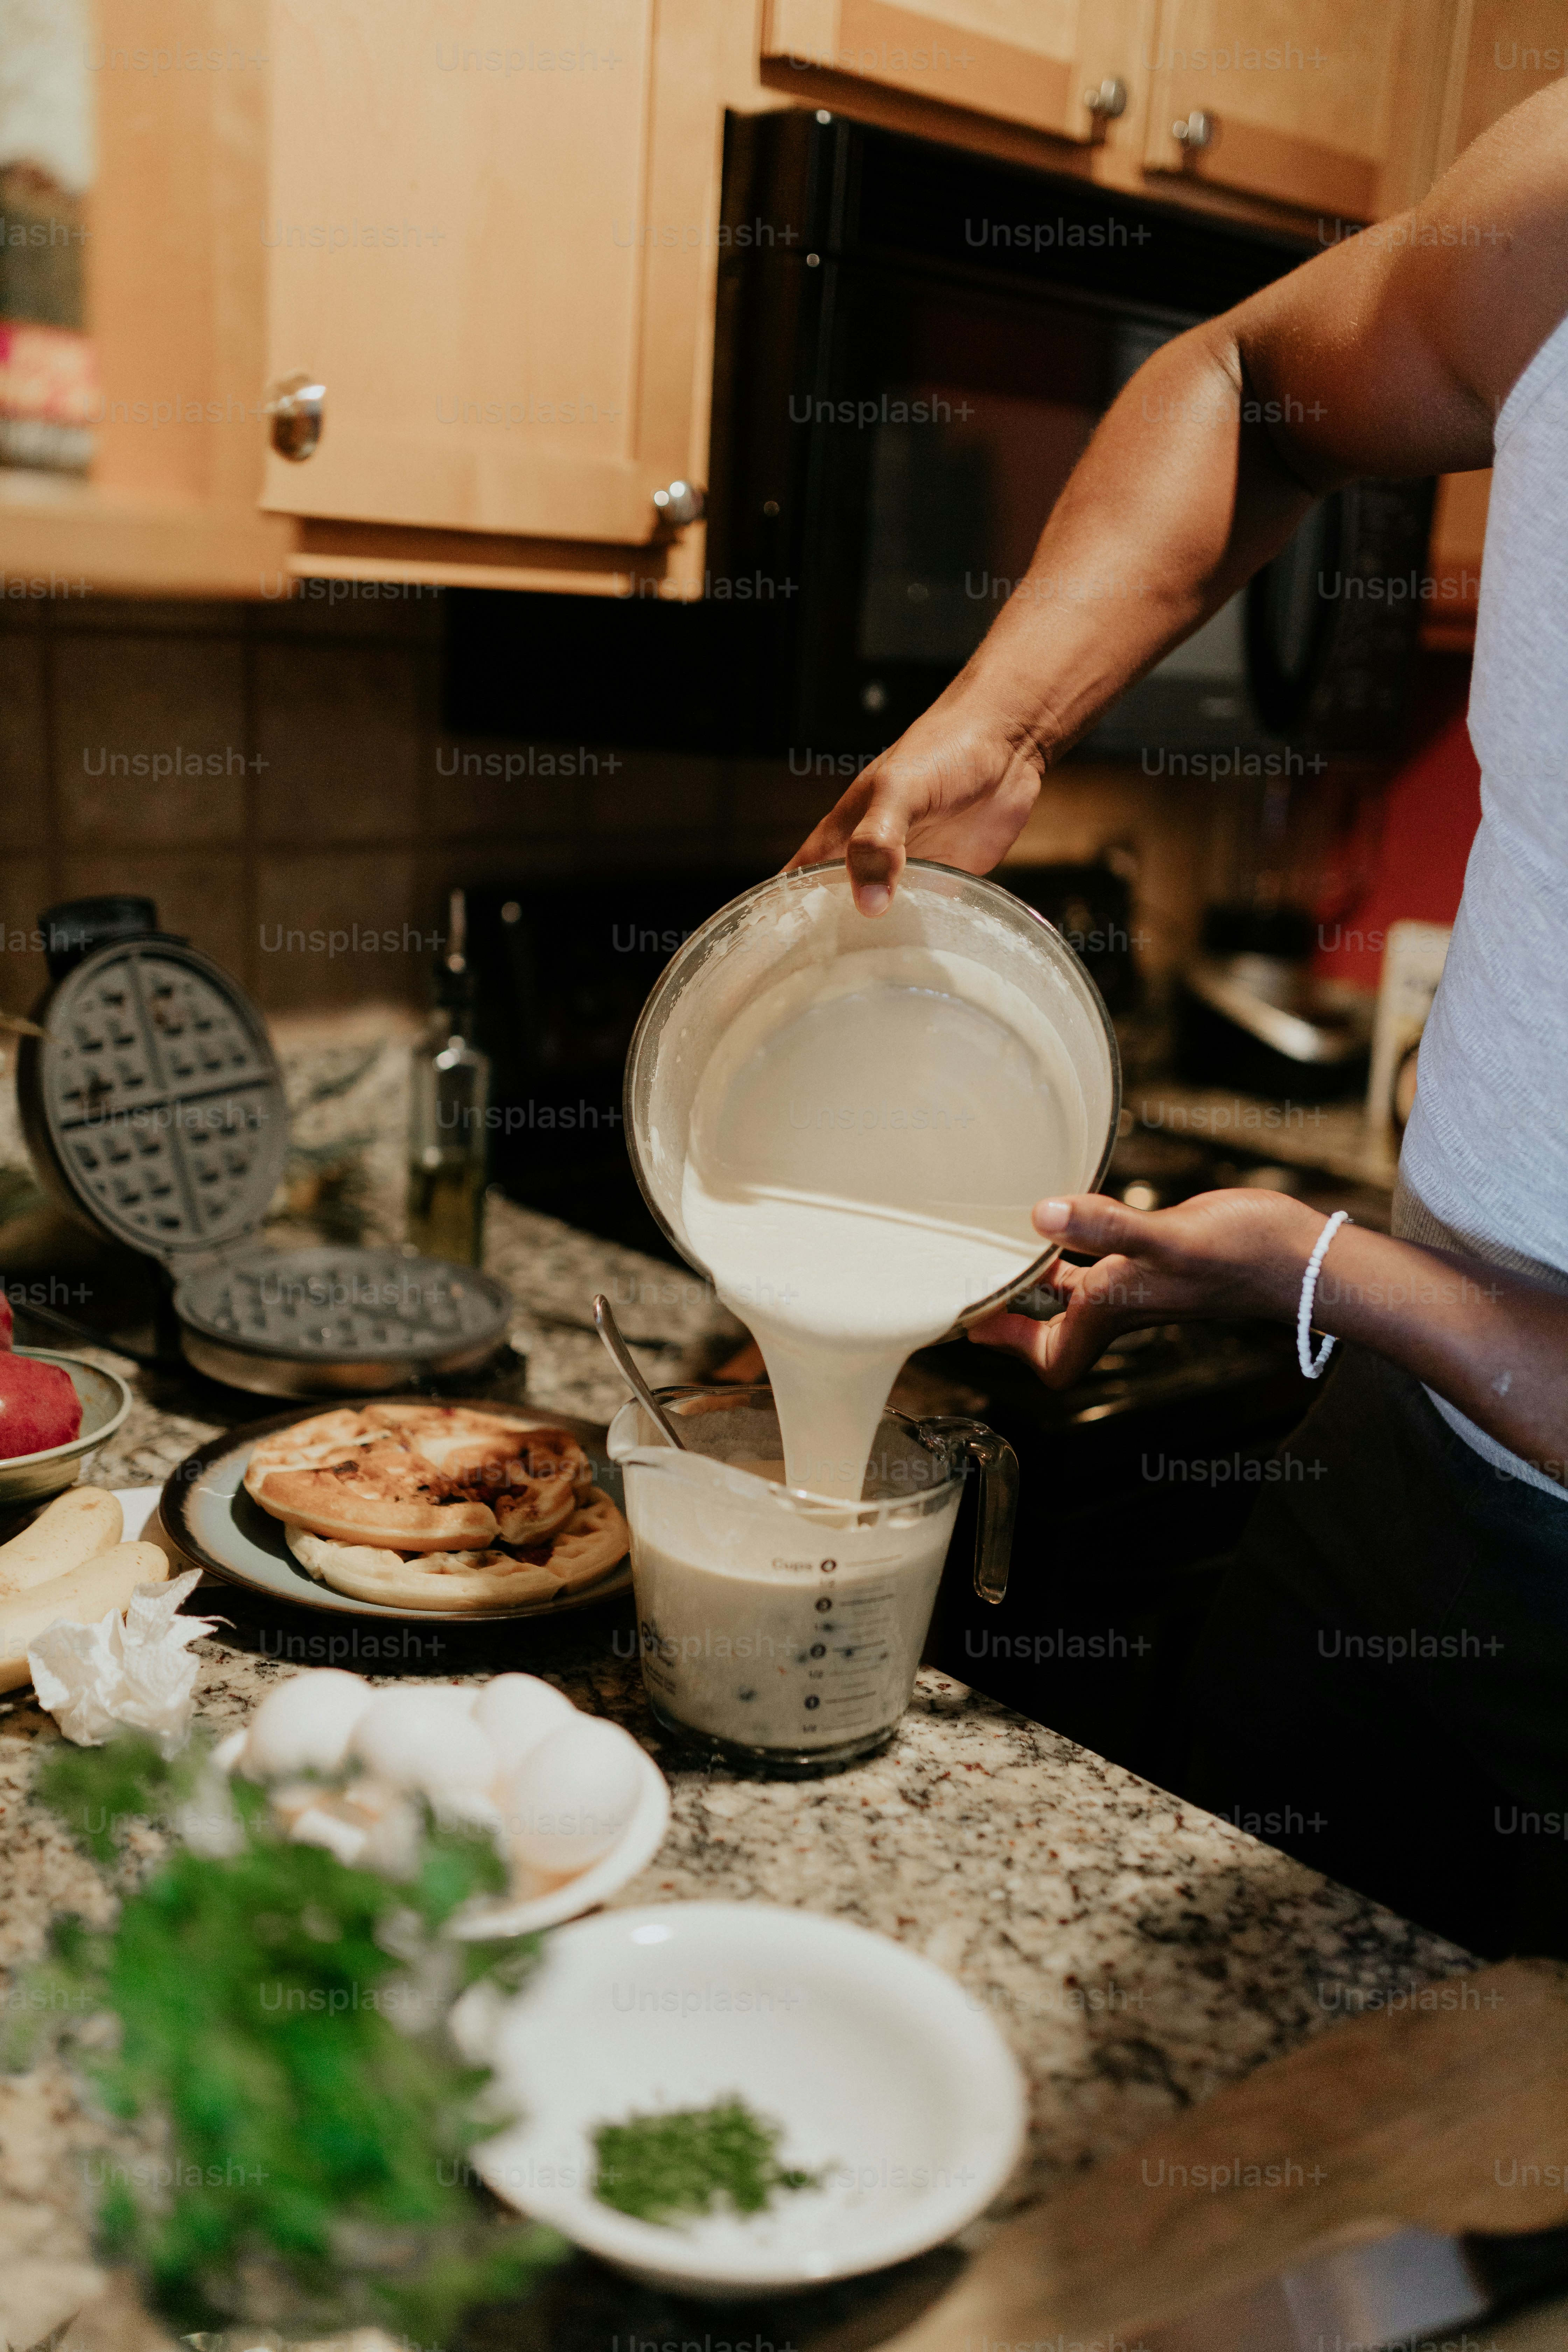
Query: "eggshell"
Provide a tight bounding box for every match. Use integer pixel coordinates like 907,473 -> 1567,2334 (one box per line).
504,1715 -> 643,1874
241,1669 -> 373,1780
349,1687 -> 499,1799
472,1673 -> 576,1773
406,1682 -> 481,1712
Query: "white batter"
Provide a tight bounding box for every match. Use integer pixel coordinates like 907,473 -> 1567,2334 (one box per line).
680,944 -> 1085,1500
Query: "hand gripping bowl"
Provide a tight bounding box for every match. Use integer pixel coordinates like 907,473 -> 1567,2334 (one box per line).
623,859 -> 1122,1334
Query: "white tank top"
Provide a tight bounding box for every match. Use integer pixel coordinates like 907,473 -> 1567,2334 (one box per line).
1397,308 -> 1568,1498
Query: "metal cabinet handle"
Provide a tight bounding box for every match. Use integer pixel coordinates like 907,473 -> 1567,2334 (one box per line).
1083,76 -> 1128,119
1172,108 -> 1217,152
652,479 -> 705,526
264,372 -> 325,461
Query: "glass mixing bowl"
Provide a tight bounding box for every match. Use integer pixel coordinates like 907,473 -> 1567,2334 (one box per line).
623,858 -> 1121,1331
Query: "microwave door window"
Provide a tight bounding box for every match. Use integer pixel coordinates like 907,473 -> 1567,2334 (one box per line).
856,381 -> 1099,668
811,282 -> 1114,739
857,407 -> 991,666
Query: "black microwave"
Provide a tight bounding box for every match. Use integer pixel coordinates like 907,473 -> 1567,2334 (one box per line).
445,113 -> 1432,759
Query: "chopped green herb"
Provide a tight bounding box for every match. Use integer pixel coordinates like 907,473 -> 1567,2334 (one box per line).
592,2095 -> 820,2225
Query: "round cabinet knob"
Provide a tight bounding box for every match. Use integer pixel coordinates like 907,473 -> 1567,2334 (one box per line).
264,372 -> 325,462
652,479 -> 705,526
1083,76 -> 1128,120
1172,108 -> 1217,152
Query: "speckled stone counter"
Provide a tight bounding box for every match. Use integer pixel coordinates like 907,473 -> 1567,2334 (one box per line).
0,1020 -> 1474,2351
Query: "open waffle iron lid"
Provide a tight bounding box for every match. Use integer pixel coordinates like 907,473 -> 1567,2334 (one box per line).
15,905 -> 511,1394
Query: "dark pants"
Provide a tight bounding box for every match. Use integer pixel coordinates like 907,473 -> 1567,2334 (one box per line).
1186,1344 -> 1568,1959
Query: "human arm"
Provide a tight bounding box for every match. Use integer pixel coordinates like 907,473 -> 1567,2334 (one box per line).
788,80 -> 1568,913
970,1190 -> 1568,1484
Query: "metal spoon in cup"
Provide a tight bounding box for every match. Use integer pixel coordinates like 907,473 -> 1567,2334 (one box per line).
592,1294 -> 688,1450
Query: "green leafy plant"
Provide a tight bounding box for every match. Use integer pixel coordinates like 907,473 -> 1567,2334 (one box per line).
10,1731 -> 562,2342
592,2096 -> 821,2225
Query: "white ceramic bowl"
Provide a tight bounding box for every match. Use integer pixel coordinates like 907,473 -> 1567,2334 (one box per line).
0,1350 -> 132,1507
210,1717 -> 670,1939
464,1901 -> 1028,2294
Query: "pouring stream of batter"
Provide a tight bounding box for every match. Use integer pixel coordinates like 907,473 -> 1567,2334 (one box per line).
680,944 -> 1084,1500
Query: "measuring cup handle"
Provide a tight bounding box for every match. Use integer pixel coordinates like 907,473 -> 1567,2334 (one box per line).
918,1417 -> 1019,1605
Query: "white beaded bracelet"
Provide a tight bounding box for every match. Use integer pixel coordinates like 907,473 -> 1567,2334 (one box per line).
1297,1209 -> 1351,1379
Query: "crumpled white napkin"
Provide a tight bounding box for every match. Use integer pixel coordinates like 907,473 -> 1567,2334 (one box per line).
28,1569 -> 220,1757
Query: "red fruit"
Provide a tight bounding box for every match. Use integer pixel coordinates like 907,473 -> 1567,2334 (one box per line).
0,1355 -> 82,1459
0,1293 -> 10,1349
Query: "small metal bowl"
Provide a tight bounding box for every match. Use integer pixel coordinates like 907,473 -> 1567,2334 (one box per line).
0,1348 -> 133,1508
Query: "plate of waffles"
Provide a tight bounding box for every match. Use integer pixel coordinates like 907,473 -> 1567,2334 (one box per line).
159,1398 -> 634,1621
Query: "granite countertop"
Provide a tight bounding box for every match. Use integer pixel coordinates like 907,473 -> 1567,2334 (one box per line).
0,1018 -> 1473,2352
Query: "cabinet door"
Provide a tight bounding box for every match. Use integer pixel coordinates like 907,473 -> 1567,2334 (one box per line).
762,0 -> 1146,146
1141,0 -> 1449,219
1442,0 -> 1567,167
262,0 -> 722,545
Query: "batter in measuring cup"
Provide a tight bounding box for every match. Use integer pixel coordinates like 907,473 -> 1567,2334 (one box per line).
680,941 -> 1084,1500
628,1447 -> 956,1752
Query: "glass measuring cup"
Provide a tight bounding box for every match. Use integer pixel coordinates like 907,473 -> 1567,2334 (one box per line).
609,1385 -> 1018,1776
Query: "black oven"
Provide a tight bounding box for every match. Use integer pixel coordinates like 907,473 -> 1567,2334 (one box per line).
446,112 -> 1432,761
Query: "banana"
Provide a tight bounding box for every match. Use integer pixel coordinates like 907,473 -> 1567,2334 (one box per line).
0,1486 -> 124,1598
0,1540 -> 170,1693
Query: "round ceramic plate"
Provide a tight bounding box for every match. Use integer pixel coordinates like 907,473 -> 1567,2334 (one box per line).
159,1400 -> 633,1623
0,1350 -> 133,1510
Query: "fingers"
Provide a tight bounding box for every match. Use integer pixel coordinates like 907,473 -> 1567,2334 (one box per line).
1032,1192 -> 1156,1256
783,707 -> 1036,912
784,766 -> 919,914
792,775 -> 919,916
845,798 -> 910,916
966,1307 -> 1056,1374
784,777 -> 876,874
967,1296 -> 1122,1388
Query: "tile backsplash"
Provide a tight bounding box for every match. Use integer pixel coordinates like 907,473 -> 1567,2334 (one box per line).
2,587 -> 1207,1019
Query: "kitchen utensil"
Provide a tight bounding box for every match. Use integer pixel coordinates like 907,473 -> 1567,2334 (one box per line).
13,907 -> 512,1395
170,1244 -> 511,1396
860,1954 -> 1568,2352
463,1900 -> 1028,2294
208,1723 -> 671,1940
592,1293 -> 687,1448
609,1384 -> 1017,1773
0,1349 -> 132,1509
1178,909 -> 1376,1099
159,1401 -> 631,1624
623,860 -> 1120,1336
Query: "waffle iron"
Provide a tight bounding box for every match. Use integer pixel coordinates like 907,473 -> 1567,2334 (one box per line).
13,898 -> 512,1397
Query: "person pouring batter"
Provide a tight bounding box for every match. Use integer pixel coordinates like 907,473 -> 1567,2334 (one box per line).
788,80 -> 1568,1959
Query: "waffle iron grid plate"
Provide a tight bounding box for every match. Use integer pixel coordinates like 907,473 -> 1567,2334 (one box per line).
174,1246 -> 512,1392
18,937 -> 511,1393
21,934 -> 289,1257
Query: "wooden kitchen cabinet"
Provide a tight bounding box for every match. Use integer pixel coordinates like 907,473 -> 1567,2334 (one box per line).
1,0 -> 1539,598
261,0 -> 726,589
1436,0 -> 1568,171
1403,0 -> 1568,646
1139,0 -> 1457,221
759,0 -> 1466,228
0,0 -> 295,598
760,0 -> 1152,149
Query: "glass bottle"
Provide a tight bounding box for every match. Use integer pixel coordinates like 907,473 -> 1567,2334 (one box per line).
406,889 -> 490,1266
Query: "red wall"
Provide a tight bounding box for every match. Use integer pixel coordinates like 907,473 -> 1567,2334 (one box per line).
1311,655 -> 1482,986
